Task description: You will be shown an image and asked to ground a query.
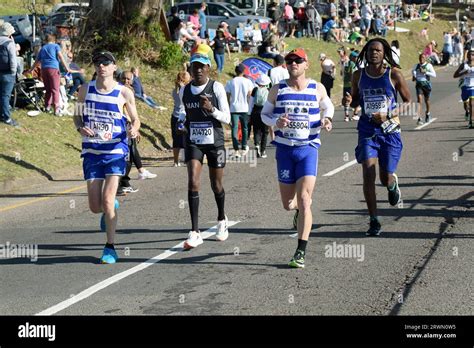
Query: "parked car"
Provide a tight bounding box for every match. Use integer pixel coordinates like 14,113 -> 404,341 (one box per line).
176,0 -> 265,15
49,2 -> 89,16
174,2 -> 270,35
41,12 -> 83,37
0,15 -> 34,52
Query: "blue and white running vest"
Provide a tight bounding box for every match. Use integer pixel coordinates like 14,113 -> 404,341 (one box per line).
273,79 -> 322,148
462,63 -> 474,89
358,67 -> 398,136
81,81 -> 128,159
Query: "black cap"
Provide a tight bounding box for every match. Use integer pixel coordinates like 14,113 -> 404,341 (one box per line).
92,51 -> 116,64
235,63 -> 245,75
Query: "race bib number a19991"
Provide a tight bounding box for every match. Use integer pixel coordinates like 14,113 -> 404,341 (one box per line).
364,95 -> 388,117
190,122 -> 214,145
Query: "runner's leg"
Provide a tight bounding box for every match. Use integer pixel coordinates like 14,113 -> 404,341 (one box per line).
102,175 -> 121,244
295,175 -> 316,241
362,158 -> 378,217
187,159 -> 203,231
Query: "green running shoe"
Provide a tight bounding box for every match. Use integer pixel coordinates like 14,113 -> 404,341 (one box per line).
288,249 -> 305,268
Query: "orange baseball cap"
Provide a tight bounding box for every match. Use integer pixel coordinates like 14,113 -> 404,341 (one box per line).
285,48 -> 308,61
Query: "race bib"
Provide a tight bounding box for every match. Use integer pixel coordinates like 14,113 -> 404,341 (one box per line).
364,95 -> 388,117
89,119 -> 113,141
190,122 -> 214,145
282,114 -> 310,140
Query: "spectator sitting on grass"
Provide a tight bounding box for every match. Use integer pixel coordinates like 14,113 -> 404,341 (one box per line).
131,66 -> 164,110
322,16 -> 341,42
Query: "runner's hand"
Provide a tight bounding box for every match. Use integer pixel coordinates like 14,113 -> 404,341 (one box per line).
200,95 -> 213,113
322,118 -> 333,131
79,126 -> 95,137
371,112 -> 387,125
128,127 -> 139,139
276,114 -> 290,128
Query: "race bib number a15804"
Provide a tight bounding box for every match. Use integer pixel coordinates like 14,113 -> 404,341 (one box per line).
282,114 -> 310,140
190,122 -> 214,145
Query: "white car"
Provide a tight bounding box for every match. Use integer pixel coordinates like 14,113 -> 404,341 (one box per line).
49,2 -> 89,16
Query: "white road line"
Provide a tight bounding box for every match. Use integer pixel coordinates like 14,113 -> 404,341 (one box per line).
415,118 -> 438,130
36,221 -> 240,316
323,159 -> 357,177
289,233 -> 298,238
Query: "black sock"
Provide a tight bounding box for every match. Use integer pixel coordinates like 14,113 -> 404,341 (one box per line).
188,191 -> 199,232
297,239 -> 307,253
105,243 -> 115,250
214,189 -> 225,221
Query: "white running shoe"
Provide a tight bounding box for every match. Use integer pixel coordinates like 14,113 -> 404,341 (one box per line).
352,115 -> 360,121
138,169 -> 157,180
215,215 -> 229,241
183,231 -> 203,249
344,116 -> 350,122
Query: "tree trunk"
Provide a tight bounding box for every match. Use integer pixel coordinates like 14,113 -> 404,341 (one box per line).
112,0 -> 163,21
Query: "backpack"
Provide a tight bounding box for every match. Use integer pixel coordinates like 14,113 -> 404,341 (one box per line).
0,41 -> 11,72
254,86 -> 269,107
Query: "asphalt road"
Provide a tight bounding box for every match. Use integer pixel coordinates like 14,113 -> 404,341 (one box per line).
0,65 -> 472,317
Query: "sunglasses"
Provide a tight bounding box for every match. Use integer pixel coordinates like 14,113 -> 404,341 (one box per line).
94,60 -> 113,67
285,57 -> 306,65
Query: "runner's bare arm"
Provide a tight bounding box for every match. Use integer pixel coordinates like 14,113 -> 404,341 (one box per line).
122,87 -> 141,138
73,83 -> 94,136
349,69 -> 361,108
453,63 -> 467,78
317,82 -> 334,131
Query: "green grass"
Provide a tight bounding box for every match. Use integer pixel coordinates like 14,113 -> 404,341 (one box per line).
0,5 -> 455,183
0,0 -> 52,16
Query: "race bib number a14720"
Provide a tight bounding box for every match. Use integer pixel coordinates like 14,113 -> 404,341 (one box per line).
190,122 -> 214,145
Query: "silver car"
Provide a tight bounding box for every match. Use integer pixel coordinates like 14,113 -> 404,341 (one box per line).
175,2 -> 270,35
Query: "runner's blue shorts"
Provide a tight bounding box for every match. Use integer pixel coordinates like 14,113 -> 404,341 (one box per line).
275,144 -> 319,184
461,87 -> 474,102
83,156 -> 126,180
355,132 -> 403,174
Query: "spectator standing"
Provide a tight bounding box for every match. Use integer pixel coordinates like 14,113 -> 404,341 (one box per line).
168,6 -> 183,43
453,29 -> 464,66
269,55 -> 289,86
305,2 -> 320,39
283,2 -> 295,38
29,34 -> 70,116
210,29 -> 230,74
198,2 -> 207,39
0,22 -> 18,126
360,0 -> 373,38
320,53 -> 336,97
189,9 -> 201,33
225,63 -> 254,157
249,74 -> 271,158
442,31 -> 453,66
171,71 -> 191,166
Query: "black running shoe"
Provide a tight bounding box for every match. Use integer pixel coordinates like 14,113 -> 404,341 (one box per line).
366,219 -> 382,236
293,209 -> 299,230
388,173 -> 401,206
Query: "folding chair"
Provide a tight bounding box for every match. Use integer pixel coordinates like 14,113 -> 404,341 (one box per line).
11,77 -> 45,112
